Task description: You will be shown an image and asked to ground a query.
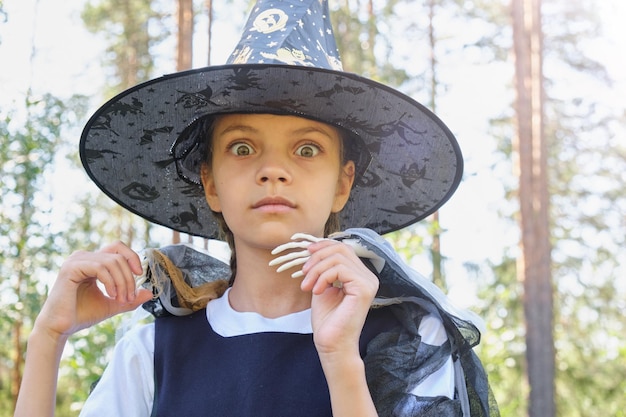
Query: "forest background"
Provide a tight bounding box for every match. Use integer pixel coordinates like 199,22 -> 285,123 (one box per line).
0,0 -> 625,416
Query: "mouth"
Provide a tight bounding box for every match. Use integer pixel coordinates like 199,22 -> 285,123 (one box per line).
252,196 -> 296,212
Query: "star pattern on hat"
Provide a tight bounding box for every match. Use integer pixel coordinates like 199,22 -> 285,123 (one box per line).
80,0 -> 463,238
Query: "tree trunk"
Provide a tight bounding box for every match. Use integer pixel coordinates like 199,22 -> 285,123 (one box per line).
11,318 -> 22,411
174,0 -> 194,244
427,0 -> 444,290
206,0 -> 213,66
122,1 -> 138,87
511,0 -> 555,415
11,179 -> 31,410
177,0 -> 193,71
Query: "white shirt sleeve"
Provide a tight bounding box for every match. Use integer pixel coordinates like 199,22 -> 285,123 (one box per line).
411,314 -> 455,399
79,323 -> 155,417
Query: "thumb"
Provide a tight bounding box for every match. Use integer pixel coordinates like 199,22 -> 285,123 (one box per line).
113,289 -> 154,315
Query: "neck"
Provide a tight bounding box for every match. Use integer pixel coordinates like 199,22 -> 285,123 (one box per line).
227,244 -> 311,318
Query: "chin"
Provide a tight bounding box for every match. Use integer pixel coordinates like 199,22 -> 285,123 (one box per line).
260,225 -> 323,246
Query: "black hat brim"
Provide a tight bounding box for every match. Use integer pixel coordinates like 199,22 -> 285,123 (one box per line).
80,64 -> 463,238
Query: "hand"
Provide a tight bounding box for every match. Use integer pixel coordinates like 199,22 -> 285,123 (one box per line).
299,240 -> 379,356
34,242 -> 153,341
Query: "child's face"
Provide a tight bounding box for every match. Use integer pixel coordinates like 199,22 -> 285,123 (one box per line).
201,113 -> 355,248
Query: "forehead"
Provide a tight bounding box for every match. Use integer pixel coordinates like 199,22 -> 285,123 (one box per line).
212,113 -> 342,142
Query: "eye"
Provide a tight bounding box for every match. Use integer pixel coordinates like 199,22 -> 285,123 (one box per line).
296,143 -> 320,158
229,142 -> 254,156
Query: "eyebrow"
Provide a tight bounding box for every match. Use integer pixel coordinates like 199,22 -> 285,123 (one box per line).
215,123 -> 338,139
214,124 -> 258,137
292,126 -> 338,139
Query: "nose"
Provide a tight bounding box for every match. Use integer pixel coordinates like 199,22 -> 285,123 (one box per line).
256,153 -> 292,185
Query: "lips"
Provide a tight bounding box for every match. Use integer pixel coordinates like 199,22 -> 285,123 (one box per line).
252,196 -> 296,210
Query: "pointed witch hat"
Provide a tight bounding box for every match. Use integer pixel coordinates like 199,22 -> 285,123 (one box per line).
80,0 -> 463,238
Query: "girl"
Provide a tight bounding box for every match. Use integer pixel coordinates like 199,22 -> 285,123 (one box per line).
15,1 -> 498,416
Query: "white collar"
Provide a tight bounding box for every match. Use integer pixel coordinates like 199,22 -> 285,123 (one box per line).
206,288 -> 313,337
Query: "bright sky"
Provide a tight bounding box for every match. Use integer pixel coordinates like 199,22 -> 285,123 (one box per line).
1,0 -> 624,307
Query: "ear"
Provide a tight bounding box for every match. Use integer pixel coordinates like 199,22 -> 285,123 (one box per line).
200,163 -> 222,212
331,160 -> 355,213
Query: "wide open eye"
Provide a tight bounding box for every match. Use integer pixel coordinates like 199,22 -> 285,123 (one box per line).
230,142 -> 254,156
296,143 -> 320,158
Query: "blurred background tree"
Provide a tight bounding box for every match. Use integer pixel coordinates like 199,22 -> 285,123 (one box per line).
0,92 -> 88,414
0,0 -> 624,416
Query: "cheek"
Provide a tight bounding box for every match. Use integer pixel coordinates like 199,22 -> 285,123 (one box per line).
201,165 -> 228,213
210,174 -> 244,210
313,172 -> 339,202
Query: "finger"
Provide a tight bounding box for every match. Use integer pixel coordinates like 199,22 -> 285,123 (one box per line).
303,251 -> 378,296
276,255 -> 310,274
311,262 -> 354,294
73,253 -> 133,303
99,243 -> 142,301
301,254 -> 345,293
290,233 -> 326,243
306,238 -> 342,254
301,241 -> 352,277
100,241 -> 143,275
111,288 -> 153,315
78,257 -> 125,301
269,249 -> 310,267
271,240 -> 312,255
81,288 -> 153,329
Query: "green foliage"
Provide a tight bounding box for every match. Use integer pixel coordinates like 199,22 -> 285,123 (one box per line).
385,226 -> 427,265
476,256 -> 527,417
0,94 -> 70,316
485,1 -> 626,415
330,0 -> 409,85
81,0 -> 171,93
0,93 -> 88,416
540,3 -> 625,414
0,93 -> 157,416
57,314 -> 153,415
2,1 -> 623,416
31,1 -> 175,413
